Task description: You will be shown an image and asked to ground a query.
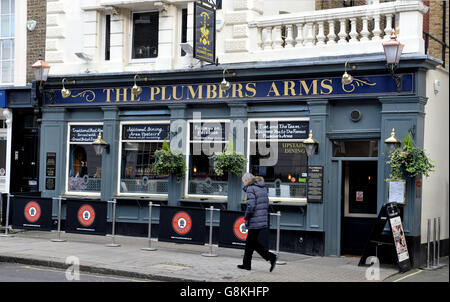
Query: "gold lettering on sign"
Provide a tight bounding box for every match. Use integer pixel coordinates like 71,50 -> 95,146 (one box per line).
284,81 -> 296,96
300,80 -> 318,95
151,87 -> 161,101
282,142 -> 306,154
161,86 -> 171,101
103,88 -> 113,102
172,85 -> 183,101
187,85 -> 203,99
232,83 -> 244,98
116,88 -> 127,102
206,84 -> 217,99
245,82 -> 257,97
320,79 -> 333,95
267,82 -> 281,97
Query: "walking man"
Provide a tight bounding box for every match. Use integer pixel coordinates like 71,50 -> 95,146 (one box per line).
238,173 -> 277,272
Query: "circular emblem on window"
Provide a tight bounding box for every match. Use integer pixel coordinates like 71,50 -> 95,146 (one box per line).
233,217 -> 248,241
172,211 -> 192,235
78,205 -> 96,227
24,201 -> 41,223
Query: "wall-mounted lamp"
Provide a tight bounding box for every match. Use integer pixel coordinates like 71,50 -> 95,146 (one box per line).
92,133 -> 110,156
382,30 -> 404,90
220,69 -> 233,92
384,128 -> 401,154
132,75 -> 148,96
303,130 -> 319,156
31,55 -> 51,83
342,61 -> 354,85
61,78 -> 76,98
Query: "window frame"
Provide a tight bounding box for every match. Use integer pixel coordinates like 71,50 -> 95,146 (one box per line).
129,10 -> 159,64
65,122 -> 104,197
185,119 -> 231,200
0,0 -> 15,86
247,117 -> 310,204
117,120 -> 170,198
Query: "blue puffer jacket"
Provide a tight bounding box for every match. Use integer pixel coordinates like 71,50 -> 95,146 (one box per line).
243,177 -> 269,229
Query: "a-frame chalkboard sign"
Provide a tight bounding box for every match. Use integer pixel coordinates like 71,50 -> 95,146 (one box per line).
358,202 -> 411,273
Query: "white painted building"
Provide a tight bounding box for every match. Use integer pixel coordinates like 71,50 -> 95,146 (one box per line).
0,0 -> 27,194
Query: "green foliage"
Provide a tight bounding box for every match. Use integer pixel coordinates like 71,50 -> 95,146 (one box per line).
387,133 -> 435,179
210,140 -> 247,177
152,140 -> 186,182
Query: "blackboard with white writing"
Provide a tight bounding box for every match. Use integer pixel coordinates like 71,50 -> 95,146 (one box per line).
122,124 -> 169,141
307,166 -> 324,203
70,126 -> 103,143
250,121 -> 309,140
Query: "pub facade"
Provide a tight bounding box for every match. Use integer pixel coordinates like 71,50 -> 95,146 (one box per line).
38,0 -> 448,267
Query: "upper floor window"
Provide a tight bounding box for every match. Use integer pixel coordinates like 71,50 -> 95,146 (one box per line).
132,11 -> 159,59
0,0 -> 14,84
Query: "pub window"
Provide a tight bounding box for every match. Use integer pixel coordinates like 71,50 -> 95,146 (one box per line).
248,119 -> 309,201
118,122 -> 170,196
332,140 -> 378,157
66,124 -> 103,194
104,14 -> 111,61
180,8 -> 188,56
187,120 -> 230,197
132,11 -> 159,59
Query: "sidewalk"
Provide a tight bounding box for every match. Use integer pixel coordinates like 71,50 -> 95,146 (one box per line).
0,229 -> 401,282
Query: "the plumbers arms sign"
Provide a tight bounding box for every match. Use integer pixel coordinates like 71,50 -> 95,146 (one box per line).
44,74 -> 414,106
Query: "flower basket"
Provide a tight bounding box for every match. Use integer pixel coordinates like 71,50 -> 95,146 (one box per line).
387,133 -> 434,180
210,141 -> 247,177
152,140 -> 186,182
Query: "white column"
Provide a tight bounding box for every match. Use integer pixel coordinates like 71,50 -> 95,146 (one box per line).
349,17 -> 358,43
285,25 -> 294,48
316,22 -> 325,46
384,14 -> 393,40
372,14 -> 382,41
272,25 -> 283,49
327,20 -> 337,44
295,23 -> 304,47
1,109 -> 12,194
263,27 -> 273,50
360,16 -> 370,42
304,22 -> 314,46
338,19 -> 348,44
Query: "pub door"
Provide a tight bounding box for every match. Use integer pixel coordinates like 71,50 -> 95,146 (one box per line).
341,161 -> 378,255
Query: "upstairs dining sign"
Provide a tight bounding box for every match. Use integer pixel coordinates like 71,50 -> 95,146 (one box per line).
43,74 -> 415,107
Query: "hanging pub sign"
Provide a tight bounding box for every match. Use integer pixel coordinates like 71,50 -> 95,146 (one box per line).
11,196 -> 53,231
158,206 -> 206,245
307,166 -> 324,203
250,121 -> 309,140
193,1 -> 216,64
122,124 -> 170,141
70,125 -> 103,143
66,199 -> 107,235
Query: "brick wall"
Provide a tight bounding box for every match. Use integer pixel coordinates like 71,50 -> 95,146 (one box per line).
425,0 -> 449,70
26,0 -> 47,84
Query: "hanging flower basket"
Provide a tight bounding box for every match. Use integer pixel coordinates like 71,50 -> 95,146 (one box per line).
210,141 -> 247,177
387,133 -> 435,180
152,140 -> 186,182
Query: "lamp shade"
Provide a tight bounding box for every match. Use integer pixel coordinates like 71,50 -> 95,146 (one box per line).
92,133 -> 109,156
384,128 -> 401,154
382,31 -> 404,65
303,130 -> 319,156
31,58 -> 51,82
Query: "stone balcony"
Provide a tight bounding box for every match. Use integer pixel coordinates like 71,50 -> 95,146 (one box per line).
219,0 -> 429,64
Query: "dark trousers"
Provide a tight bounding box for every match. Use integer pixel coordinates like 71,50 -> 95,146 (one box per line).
242,228 -> 275,267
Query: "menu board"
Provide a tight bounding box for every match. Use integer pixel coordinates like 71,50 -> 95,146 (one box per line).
307,166 -> 323,203
70,125 -> 103,143
122,124 -> 169,141
190,122 -> 228,141
250,121 -> 309,140
45,152 -> 56,191
388,180 -> 406,204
